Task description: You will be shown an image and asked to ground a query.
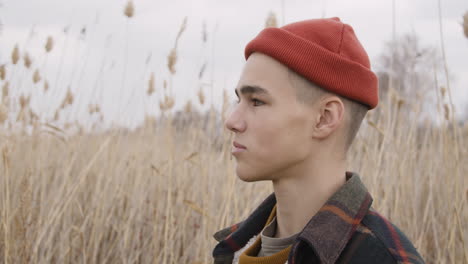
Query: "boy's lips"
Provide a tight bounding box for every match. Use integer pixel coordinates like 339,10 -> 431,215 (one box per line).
232,141 -> 247,155
233,141 -> 247,149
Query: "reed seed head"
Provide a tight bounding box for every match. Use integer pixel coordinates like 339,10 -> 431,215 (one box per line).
88,104 -> 101,115
12,44 -> 20,65
33,69 -> 41,84
159,95 -> 175,111
124,1 -> 135,18
197,89 -> 205,105
44,80 -> 49,92
440,86 -> 446,98
167,48 -> 177,75
65,88 -> 74,106
45,36 -> 54,53
265,11 -> 278,28
147,72 -> 155,96
24,52 -> 32,69
0,65 -> 5,80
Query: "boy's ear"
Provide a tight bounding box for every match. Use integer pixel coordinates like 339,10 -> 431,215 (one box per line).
311,96 -> 344,139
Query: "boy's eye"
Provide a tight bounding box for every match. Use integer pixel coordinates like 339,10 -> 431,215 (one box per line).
252,98 -> 264,106
234,97 -> 264,106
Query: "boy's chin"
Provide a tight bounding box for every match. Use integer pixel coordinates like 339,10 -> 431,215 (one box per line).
236,167 -> 270,182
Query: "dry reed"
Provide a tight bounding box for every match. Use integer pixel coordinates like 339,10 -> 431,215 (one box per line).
0,65 -> 5,80
11,44 -> 19,65
0,9 -> 465,264
0,103 -> 7,124
147,72 -> 155,96
124,0 -> 135,18
43,80 -> 49,92
265,12 -> 278,28
32,69 -> 41,84
197,89 -> 205,105
45,36 -> 54,53
0,96 -> 465,263
23,52 -> 32,69
1,81 -> 8,99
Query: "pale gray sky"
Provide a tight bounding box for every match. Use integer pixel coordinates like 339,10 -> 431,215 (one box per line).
0,0 -> 467,128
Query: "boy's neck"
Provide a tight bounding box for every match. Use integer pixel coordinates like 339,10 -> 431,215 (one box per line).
271,158 -> 347,239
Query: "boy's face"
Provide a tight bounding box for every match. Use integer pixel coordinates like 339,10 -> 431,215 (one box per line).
225,52 -> 316,182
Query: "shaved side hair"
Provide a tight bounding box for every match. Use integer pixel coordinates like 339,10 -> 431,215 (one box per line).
287,68 -> 368,154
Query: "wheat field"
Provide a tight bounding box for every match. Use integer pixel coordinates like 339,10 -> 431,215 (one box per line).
1,4 -> 468,264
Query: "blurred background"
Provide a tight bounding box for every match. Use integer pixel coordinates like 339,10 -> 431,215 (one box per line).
0,0 -> 467,130
0,1 -> 467,264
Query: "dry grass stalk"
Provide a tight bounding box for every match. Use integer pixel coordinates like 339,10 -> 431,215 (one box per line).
88,104 -> 94,115
23,52 -> 32,69
147,72 -> 155,96
175,17 -> 188,44
44,80 -> 49,92
167,17 -> 188,75
463,11 -> 468,38
184,100 -> 192,113
53,110 -> 59,121
19,94 -> 30,110
124,0 -> 135,18
167,48 -> 177,75
32,69 -> 41,84
12,44 -> 20,65
29,109 -> 39,123
265,11 -> 278,28
60,88 -> 74,109
198,89 -> 205,105
88,104 -> 100,115
2,81 -> 9,99
0,103 -> 7,124
0,100 -> 466,263
144,114 -> 157,127
159,95 -> 175,111
443,103 -> 450,121
45,36 -> 54,53
198,62 -> 206,79
0,64 -> 5,80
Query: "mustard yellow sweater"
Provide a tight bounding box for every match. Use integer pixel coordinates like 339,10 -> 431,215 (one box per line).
238,204 -> 291,264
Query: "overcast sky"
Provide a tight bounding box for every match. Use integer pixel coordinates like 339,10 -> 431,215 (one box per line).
0,0 -> 467,128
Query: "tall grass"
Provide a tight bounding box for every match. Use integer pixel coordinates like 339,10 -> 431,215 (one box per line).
0,5 -> 467,264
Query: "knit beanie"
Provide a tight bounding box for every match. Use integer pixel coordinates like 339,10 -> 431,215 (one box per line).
244,17 -> 378,109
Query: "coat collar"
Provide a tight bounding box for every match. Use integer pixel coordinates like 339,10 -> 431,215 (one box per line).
212,172 -> 373,264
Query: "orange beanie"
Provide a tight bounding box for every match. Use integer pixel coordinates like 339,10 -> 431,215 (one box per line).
245,17 -> 379,109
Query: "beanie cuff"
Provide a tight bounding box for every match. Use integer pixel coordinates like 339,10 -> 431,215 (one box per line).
245,27 -> 378,109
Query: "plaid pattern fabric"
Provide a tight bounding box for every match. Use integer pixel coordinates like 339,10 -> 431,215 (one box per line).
212,172 -> 425,264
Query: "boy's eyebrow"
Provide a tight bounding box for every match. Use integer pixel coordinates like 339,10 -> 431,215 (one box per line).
235,85 -> 269,97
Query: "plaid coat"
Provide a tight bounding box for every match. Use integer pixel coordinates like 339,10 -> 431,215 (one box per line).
212,172 -> 425,264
